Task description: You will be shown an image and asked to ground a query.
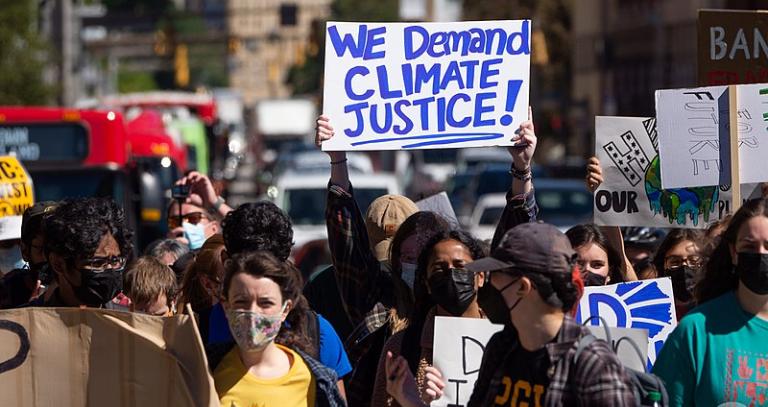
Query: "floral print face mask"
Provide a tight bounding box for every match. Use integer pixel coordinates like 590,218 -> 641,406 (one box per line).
226,303 -> 287,352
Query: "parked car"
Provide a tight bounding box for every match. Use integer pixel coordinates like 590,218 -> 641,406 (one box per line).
467,178 -> 593,240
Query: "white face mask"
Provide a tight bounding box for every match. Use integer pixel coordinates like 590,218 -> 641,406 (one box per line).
400,262 -> 417,290
0,245 -> 26,274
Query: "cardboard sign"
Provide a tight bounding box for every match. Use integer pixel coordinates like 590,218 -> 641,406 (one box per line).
575,278 -> 677,369
655,84 -> 768,189
0,308 -> 218,407
432,316 -> 503,407
698,9 -> 768,86
0,156 -> 34,241
321,20 -> 531,151
585,325 -> 649,373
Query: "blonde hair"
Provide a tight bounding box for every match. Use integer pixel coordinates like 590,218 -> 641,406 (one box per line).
123,256 -> 177,307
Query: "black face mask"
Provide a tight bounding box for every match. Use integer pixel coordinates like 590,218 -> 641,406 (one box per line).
666,266 -> 697,303
736,252 -> 768,295
583,271 -> 607,287
73,268 -> 124,307
477,276 -> 521,326
428,268 -> 476,316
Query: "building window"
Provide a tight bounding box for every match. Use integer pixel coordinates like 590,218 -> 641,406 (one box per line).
280,3 -> 298,26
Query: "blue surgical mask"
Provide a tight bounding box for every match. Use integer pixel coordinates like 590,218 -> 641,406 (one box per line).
0,245 -> 26,274
183,222 -> 207,250
400,262 -> 417,290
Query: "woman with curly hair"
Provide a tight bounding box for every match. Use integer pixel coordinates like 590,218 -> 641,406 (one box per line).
210,251 -> 345,407
653,198 -> 768,406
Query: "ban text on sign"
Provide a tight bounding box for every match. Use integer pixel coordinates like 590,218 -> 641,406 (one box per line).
698,9 -> 768,86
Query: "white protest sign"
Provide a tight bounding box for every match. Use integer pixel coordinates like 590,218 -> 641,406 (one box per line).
655,83 -> 768,189
322,20 -> 531,151
432,316 -> 503,407
416,191 -> 460,228
594,116 -> 745,228
585,325 -> 649,372
574,278 -> 677,370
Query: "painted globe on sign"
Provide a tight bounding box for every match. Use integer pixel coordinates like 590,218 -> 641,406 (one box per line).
644,155 -> 719,226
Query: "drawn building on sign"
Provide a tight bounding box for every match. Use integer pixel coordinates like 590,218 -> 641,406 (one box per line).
602,131 -> 650,186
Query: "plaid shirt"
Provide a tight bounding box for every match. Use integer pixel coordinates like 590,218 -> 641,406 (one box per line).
468,316 -> 636,407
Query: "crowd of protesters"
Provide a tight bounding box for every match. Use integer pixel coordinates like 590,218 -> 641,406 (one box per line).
0,109 -> 766,407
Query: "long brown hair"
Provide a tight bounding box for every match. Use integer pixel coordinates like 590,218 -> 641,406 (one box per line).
221,251 -> 313,355
178,236 -> 226,312
696,198 -> 768,304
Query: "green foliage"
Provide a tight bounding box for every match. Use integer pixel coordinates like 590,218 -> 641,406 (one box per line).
117,70 -> 157,93
0,0 -> 52,105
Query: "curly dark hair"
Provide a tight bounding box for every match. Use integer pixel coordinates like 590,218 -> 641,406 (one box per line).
222,201 -> 293,260
566,224 -> 624,284
696,198 -> 768,304
222,251 -> 314,356
43,197 -> 133,263
401,229 -> 487,372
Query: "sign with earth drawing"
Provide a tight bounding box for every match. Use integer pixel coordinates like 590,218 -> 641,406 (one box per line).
593,116 -> 751,228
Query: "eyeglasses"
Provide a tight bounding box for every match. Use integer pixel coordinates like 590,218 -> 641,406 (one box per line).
664,255 -> 703,269
79,256 -> 127,272
168,212 -> 206,229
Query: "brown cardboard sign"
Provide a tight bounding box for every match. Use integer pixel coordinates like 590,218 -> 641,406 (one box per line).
0,307 -> 218,407
698,9 -> 768,86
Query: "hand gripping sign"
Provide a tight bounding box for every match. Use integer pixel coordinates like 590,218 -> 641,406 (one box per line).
322,20 -> 531,151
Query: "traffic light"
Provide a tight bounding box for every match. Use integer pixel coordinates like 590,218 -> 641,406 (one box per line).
174,44 -> 189,87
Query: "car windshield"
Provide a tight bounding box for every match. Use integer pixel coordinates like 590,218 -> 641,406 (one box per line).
536,188 -> 593,217
479,206 -> 504,225
31,169 -> 127,202
285,187 -> 389,225
475,170 -> 511,197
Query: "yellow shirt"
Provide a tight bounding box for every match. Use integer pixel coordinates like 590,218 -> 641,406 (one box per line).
214,344 -> 316,407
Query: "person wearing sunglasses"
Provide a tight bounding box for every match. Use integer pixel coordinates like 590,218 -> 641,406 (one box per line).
27,197 -> 132,308
651,229 -> 706,320
167,171 -> 232,251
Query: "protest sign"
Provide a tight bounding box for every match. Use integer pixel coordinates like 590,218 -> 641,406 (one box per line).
655,84 -> 768,190
0,156 -> 34,241
585,325 -> 648,372
698,9 -> 768,86
575,278 -> 677,370
321,20 -> 531,151
432,316 -> 503,407
0,307 -> 218,407
416,191 -> 460,228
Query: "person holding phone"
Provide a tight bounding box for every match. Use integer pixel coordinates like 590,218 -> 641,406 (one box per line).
167,171 -> 233,250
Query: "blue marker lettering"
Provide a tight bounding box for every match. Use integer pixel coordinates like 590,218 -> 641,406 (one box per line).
412,96 -> 435,131
370,103 -> 393,133
343,102 -> 368,137
328,25 -> 367,58
459,60 -> 479,88
506,20 -> 530,55
376,65 -> 403,99
393,100 -> 414,134
479,58 -> 502,89
473,92 -> 496,127
428,32 -> 448,57
439,61 -> 465,91
414,63 -> 441,94
345,66 -> 374,101
447,93 -> 471,128
364,26 -> 387,60
404,26 -> 429,60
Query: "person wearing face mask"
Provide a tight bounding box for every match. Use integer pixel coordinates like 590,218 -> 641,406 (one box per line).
653,197 -> 768,407
207,251 -> 345,407
650,229 -> 705,319
566,224 -> 633,286
27,197 -> 132,308
372,230 -> 486,407
316,109 -> 538,406
386,222 -> 636,406
167,171 -> 231,251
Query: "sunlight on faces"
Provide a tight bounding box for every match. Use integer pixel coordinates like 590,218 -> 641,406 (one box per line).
224,273 -> 291,320
132,293 -> 171,316
426,239 -> 483,293
575,242 -> 610,279
663,240 -> 702,270
732,215 -> 768,263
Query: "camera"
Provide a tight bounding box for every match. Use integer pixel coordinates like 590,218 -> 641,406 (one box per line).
171,184 -> 190,199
